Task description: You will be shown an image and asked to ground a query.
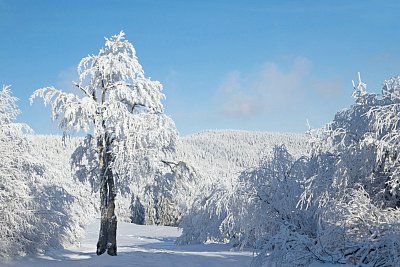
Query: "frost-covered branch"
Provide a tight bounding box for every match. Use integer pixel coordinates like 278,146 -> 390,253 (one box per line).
0,85 -> 19,125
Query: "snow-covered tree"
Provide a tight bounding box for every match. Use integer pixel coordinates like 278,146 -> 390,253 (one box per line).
292,74 -> 400,265
258,74 -> 400,266
30,32 -> 177,256
299,74 -> 400,209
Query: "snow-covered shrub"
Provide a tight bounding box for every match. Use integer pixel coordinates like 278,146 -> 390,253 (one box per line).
178,145 -> 309,247
126,160 -> 200,226
318,187 -> 400,266
176,178 -> 232,244
0,86 -> 94,260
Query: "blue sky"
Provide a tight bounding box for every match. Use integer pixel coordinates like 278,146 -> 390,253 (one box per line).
1,0 -> 400,136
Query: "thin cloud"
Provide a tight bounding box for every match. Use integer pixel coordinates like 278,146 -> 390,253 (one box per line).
217,71 -> 261,117
216,57 -> 312,118
311,78 -> 342,98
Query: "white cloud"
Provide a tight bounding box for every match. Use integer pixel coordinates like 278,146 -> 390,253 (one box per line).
216,57 -> 312,118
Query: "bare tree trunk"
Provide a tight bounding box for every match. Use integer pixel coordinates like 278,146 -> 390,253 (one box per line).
96,177 -> 108,255
96,133 -> 117,256
106,176 -> 117,256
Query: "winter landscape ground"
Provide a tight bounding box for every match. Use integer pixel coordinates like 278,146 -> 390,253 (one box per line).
0,219 -> 351,267
0,219 -> 254,267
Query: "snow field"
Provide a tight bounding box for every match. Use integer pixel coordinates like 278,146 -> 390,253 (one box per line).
0,220 -> 253,267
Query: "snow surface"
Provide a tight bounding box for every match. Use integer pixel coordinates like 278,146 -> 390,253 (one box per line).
0,219 -> 351,267
0,220 -> 253,267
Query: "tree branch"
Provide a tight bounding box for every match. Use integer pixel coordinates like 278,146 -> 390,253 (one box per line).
73,82 -> 91,98
161,160 -> 181,172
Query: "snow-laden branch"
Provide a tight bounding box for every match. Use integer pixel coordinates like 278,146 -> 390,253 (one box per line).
30,87 -> 96,132
0,85 -> 19,125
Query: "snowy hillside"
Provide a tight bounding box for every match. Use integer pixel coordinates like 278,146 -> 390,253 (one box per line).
176,129 -> 307,183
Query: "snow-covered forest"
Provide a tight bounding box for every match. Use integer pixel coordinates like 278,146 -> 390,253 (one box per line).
2,32 -> 400,267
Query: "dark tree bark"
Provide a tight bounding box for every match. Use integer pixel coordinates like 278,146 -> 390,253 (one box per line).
96,133 -> 117,256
